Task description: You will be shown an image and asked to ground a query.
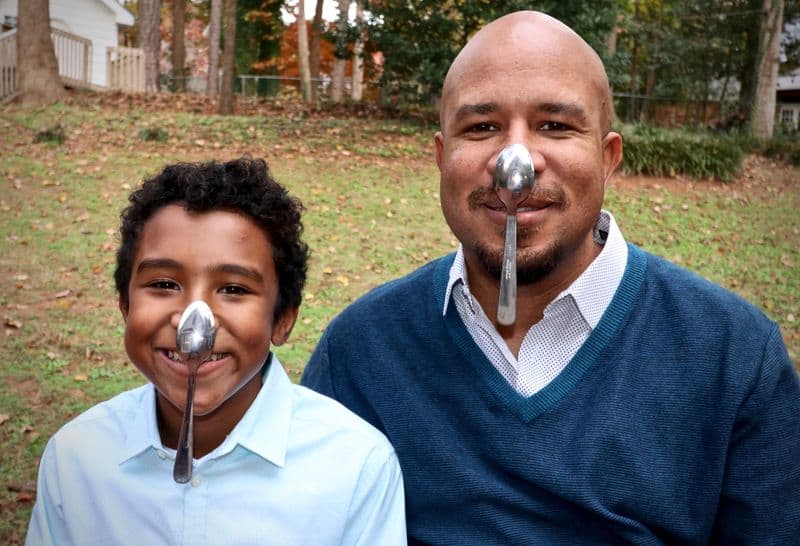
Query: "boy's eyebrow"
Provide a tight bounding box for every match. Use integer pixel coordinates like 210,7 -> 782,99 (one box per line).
136,258 -> 180,273
211,264 -> 264,283
136,260 -> 264,283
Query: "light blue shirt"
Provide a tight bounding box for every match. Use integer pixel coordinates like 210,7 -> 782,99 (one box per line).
26,355 -> 406,545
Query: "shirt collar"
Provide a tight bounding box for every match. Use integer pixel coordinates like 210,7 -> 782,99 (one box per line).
443,210 -> 627,329
120,353 -> 293,468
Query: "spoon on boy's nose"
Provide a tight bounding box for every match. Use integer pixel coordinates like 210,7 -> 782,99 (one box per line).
173,300 -> 216,484
493,143 -> 535,326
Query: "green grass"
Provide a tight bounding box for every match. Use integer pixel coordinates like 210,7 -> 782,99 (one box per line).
0,99 -> 798,543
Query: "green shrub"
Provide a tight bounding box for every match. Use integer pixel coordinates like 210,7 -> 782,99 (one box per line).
620,124 -> 744,181
137,126 -> 169,142
34,124 -> 65,145
760,133 -> 800,166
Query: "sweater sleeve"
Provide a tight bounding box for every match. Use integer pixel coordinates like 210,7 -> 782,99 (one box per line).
711,324 -> 800,544
301,329 -> 337,398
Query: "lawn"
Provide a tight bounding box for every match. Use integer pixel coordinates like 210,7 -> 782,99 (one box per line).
0,92 -> 798,542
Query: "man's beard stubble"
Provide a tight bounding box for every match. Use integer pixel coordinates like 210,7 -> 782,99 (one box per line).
468,186 -> 566,285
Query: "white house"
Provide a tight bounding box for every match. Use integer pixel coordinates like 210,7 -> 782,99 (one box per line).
0,0 -> 133,88
777,69 -> 800,132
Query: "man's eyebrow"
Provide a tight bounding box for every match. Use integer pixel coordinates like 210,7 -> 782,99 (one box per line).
537,101 -> 588,122
211,263 -> 264,283
453,102 -> 500,121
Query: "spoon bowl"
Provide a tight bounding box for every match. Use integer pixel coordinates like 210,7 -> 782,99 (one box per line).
493,144 -> 535,326
173,300 -> 216,484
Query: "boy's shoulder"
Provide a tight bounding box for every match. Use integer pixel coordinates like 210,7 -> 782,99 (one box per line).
41,383 -> 153,468
288,381 -> 394,457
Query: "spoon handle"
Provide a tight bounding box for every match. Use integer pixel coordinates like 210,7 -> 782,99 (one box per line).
497,214 -> 517,326
173,370 -> 196,483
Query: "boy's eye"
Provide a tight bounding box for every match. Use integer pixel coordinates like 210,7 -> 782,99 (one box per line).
147,279 -> 179,290
220,285 -> 250,296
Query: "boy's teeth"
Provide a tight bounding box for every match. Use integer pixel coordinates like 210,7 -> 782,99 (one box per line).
166,351 -> 225,363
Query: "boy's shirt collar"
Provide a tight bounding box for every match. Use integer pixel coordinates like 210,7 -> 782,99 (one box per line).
120,353 -> 292,468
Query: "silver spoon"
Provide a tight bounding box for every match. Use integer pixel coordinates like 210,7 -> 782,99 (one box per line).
173,300 -> 216,484
493,144 -> 535,326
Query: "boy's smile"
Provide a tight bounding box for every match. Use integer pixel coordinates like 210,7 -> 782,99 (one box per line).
120,204 -> 296,452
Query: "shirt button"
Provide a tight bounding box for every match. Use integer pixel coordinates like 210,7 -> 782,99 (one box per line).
156,450 -> 167,460
191,475 -> 202,487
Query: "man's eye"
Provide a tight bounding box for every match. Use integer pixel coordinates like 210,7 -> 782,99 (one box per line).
540,121 -> 571,131
469,122 -> 498,133
220,285 -> 249,296
147,280 -> 179,290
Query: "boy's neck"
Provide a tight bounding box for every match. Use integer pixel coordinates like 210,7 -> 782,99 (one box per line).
156,371 -> 263,459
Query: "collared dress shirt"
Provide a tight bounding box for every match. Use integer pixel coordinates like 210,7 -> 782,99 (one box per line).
444,211 -> 628,396
26,355 -> 406,546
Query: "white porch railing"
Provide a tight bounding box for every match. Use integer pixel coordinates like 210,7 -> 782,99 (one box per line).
107,46 -> 144,93
0,27 -> 93,101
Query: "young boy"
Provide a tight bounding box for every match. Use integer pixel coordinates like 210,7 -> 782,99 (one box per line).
26,158 -> 406,545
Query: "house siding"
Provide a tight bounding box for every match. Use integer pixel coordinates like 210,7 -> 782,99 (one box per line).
0,0 -> 129,88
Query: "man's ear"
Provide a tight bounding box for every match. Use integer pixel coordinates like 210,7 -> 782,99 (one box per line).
118,295 -> 129,321
434,131 -> 445,171
602,131 -> 623,185
271,307 -> 299,346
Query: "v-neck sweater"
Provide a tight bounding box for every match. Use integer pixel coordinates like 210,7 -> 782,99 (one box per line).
302,244 -> 800,545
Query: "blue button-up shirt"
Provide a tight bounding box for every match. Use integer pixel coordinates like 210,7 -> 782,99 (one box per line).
26,356 -> 406,545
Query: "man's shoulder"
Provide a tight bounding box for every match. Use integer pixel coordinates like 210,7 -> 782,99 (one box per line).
637,246 -> 776,329
332,255 -> 451,322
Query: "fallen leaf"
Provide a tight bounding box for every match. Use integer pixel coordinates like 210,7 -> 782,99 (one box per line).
73,374 -> 88,382
4,316 -> 22,329
0,413 -> 9,426
54,289 -> 71,299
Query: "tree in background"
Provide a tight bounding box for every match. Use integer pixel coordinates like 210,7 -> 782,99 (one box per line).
219,0 -> 238,113
208,0 -> 223,95
295,0 -> 312,101
351,0 -> 364,101
347,0 -> 618,105
138,0 -> 161,92
16,0 -> 65,104
171,0 -> 186,91
751,0 -> 784,138
331,0 -> 352,102
309,0 -> 326,98
234,0 -> 283,95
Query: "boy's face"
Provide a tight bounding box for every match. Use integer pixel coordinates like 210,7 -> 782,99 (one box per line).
120,204 -> 297,417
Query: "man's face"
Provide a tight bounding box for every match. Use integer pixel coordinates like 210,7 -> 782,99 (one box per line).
435,19 -> 621,288
120,205 -> 296,418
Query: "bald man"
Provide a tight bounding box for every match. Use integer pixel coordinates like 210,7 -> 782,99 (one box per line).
303,11 -> 800,545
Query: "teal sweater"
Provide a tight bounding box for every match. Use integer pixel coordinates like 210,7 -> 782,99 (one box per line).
302,245 -> 800,545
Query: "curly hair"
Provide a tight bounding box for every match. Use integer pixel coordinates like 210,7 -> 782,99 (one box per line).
114,157 -> 309,322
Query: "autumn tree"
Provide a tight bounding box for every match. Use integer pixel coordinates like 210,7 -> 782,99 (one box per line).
751,0 -> 784,139
17,0 -> 65,104
296,0 -> 312,101
138,0 -> 161,92
309,0 -> 325,98
171,0 -> 186,92
331,0 -> 352,102
219,0 -> 238,114
208,0 -> 223,95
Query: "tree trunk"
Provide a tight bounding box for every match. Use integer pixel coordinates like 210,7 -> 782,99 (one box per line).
207,0 -> 222,96
331,0 -> 351,103
171,0 -> 186,92
218,0 -> 237,114
138,0 -> 161,93
17,0 -> 65,104
751,0 -> 783,139
297,0 -> 312,102
309,0 -> 325,99
351,0 -> 364,101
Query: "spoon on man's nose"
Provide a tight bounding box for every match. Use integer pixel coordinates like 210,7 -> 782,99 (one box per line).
173,300 -> 216,484
492,144 -> 535,326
